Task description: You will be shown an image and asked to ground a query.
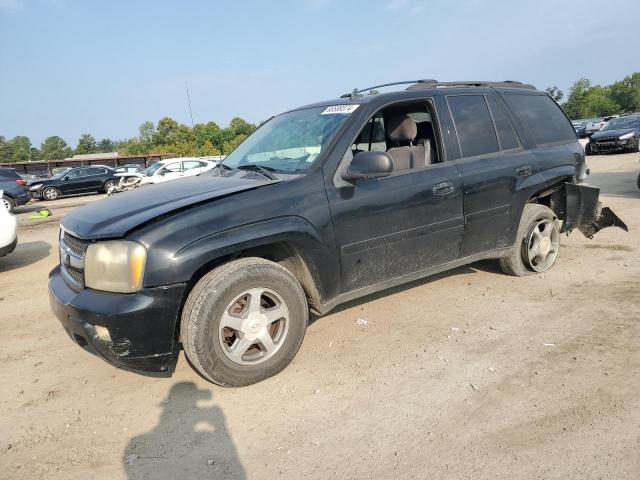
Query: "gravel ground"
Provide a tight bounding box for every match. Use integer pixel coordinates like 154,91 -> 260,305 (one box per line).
1,151 -> 639,480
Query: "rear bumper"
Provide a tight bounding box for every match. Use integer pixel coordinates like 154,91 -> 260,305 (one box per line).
0,236 -> 17,257
48,265 -> 186,372
14,194 -> 30,206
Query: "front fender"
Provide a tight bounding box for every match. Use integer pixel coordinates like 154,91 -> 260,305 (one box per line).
144,215 -> 337,303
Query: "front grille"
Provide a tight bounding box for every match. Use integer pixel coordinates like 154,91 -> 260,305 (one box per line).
64,265 -> 84,287
60,231 -> 90,290
63,232 -> 90,256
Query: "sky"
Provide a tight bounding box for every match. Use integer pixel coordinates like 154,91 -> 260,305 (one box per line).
1,0 -> 639,147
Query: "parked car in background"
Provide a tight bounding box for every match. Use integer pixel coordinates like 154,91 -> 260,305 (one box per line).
583,118 -> 604,136
113,157 -> 219,187
0,190 -> 17,257
572,121 -> 588,138
586,114 -> 640,154
0,168 -> 30,212
49,79 -> 626,386
29,166 -> 117,201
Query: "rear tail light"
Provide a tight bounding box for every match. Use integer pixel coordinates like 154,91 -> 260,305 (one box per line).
15,179 -> 27,186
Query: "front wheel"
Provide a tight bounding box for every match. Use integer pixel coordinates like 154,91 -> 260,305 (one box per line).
499,204 -> 560,276
42,187 -> 60,201
180,258 -> 308,387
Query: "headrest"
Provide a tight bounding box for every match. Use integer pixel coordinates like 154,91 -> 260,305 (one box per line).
386,115 -> 417,143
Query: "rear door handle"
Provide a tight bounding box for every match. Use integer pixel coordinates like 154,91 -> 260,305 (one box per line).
433,182 -> 454,195
516,165 -> 533,177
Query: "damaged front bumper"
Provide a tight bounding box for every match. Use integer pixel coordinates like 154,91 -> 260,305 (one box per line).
553,183 -> 628,239
49,265 -> 186,372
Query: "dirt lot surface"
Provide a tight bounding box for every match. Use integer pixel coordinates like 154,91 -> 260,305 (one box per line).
1,152 -> 639,479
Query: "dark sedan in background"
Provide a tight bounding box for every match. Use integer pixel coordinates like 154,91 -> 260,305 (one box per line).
28,166 -> 117,201
0,168 -> 30,212
586,114 -> 640,155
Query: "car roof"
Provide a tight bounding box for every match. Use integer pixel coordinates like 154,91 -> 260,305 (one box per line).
288,81 -> 543,114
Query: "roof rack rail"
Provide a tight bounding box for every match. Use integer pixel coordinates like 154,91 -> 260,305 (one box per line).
340,79 -> 438,98
406,80 -> 536,91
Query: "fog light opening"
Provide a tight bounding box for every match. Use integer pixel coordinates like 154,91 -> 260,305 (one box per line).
94,325 -> 112,343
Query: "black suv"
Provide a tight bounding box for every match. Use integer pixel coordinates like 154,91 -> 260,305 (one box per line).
0,168 -> 30,212
29,166 -> 117,201
49,80 -> 626,386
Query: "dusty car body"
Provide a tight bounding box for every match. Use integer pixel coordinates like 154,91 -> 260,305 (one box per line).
49,80 -> 627,386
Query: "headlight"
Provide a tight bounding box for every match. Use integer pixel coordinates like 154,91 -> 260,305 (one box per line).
29,184 -> 44,190
619,132 -> 634,140
85,240 -> 147,293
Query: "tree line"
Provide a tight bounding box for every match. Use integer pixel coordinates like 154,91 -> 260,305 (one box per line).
2,72 -> 639,163
0,116 -> 257,163
546,72 -> 640,119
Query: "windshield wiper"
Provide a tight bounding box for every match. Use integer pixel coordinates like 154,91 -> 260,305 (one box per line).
236,164 -> 278,180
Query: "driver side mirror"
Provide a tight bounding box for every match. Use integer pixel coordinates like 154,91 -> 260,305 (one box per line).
341,151 -> 394,181
64,176 -> 70,181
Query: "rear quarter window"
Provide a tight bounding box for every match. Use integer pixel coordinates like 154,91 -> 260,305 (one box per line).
506,94 -> 576,145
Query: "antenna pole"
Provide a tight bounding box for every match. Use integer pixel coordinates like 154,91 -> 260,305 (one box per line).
185,82 -> 195,127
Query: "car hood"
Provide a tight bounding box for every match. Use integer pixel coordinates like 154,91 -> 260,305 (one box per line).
62,174 -> 276,239
590,128 -> 636,140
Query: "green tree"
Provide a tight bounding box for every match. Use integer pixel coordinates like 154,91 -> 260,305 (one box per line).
198,140 -> 221,156
138,121 -> 155,149
229,117 -> 256,136
563,78 -> 592,118
223,134 -> 247,154
40,136 -> 72,160
153,117 -> 179,146
76,133 -> 97,155
10,136 -> 32,161
193,121 -> 222,150
545,86 -> 563,103
98,138 -> 115,152
0,136 -> 14,162
608,73 -> 640,113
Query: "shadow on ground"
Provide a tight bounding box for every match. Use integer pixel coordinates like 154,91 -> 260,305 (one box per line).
0,240 -> 51,273
123,382 -> 245,480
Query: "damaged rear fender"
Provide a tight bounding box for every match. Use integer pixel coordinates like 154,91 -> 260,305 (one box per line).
551,183 -> 628,239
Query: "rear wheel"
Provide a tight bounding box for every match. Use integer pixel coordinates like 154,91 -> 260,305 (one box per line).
499,204 -> 560,276
42,187 -> 60,201
180,258 -> 308,387
1,196 -> 14,213
103,179 -> 116,193
584,142 -> 592,155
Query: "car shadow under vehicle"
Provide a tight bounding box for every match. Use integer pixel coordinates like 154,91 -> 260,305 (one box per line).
0,240 -> 51,273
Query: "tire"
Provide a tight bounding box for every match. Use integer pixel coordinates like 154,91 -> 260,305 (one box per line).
637,172 -> 640,190
1,196 -> 14,213
499,204 -> 561,277
180,257 -> 308,387
103,179 -> 116,193
584,142 -> 592,155
42,187 -> 60,201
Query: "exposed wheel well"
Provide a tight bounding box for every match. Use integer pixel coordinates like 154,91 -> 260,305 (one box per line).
526,179 -> 571,214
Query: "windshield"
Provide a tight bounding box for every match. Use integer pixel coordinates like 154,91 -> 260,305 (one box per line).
221,105 -> 355,173
601,116 -> 640,131
143,162 -> 164,175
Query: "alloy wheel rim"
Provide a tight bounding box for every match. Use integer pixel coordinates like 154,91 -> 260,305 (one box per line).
218,287 -> 290,366
1,198 -> 10,210
44,189 -> 57,200
523,218 -> 559,272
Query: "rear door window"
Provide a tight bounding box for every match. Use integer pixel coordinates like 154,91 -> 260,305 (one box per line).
447,95 -> 499,158
486,96 -> 521,150
506,94 -> 576,145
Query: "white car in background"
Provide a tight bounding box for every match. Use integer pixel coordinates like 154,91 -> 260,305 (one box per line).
114,157 -> 221,187
0,190 -> 18,257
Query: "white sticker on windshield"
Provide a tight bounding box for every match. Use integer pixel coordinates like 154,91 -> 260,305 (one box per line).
321,104 -> 359,115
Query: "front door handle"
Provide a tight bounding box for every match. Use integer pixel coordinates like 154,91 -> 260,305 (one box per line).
516,165 -> 533,177
433,182 -> 454,195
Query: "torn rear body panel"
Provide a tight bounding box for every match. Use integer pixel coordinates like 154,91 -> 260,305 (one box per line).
551,183 -> 628,238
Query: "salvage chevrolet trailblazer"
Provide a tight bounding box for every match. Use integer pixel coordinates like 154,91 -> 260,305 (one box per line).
49,80 -> 627,386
